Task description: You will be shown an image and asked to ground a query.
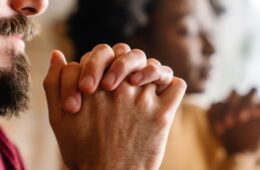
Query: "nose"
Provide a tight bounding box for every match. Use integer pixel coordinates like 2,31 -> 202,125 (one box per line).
202,34 -> 216,57
9,0 -> 49,16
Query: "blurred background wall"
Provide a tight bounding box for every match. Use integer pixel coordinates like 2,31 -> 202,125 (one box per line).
0,0 -> 260,169
191,0 -> 260,107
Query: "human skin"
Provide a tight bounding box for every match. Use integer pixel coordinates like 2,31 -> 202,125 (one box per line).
137,0 -> 260,157
60,43 -> 177,114
0,0 -> 48,69
128,0 -> 215,94
0,0 -> 48,68
1,0 -> 187,170
43,44 -> 187,170
208,89 -> 260,155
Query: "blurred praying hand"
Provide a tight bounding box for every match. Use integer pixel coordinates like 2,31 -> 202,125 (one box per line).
208,88 -> 260,155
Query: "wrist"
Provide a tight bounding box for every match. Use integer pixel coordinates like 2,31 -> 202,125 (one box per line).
66,156 -> 160,170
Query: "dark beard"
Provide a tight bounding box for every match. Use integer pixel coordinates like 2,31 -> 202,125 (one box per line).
0,14 -> 39,41
0,53 -> 30,117
0,14 -> 37,117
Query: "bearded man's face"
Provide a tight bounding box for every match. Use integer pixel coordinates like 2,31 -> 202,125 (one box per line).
0,14 -> 38,117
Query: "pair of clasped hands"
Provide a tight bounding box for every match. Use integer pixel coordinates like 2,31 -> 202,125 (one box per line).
208,89 -> 260,156
43,43 -> 187,170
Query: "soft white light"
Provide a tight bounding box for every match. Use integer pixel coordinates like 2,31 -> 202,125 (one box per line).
250,0 -> 260,12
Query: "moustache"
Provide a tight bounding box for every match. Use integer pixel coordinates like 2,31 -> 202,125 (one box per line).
0,14 -> 39,41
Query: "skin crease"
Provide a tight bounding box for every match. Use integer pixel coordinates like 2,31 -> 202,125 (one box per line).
0,0 -> 186,169
1,0 -> 187,170
44,46 -> 187,170
66,0 -> 258,167
129,0 -> 260,156
129,0 -> 216,94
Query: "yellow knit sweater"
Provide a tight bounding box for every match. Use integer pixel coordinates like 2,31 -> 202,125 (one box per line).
160,102 -> 260,170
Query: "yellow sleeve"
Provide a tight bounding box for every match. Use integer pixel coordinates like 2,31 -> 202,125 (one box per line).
214,152 -> 260,170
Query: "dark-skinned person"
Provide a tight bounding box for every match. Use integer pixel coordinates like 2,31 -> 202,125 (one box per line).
0,0 -> 186,169
67,0 -> 260,169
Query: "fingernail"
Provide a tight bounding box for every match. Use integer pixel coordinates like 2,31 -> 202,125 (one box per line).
81,74 -> 94,89
103,72 -> 116,86
132,72 -> 143,83
64,96 -> 78,113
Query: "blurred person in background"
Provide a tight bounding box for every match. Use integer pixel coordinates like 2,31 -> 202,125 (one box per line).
0,0 -> 187,170
68,0 -> 260,169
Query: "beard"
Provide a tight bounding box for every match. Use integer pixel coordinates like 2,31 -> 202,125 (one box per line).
0,14 -> 38,117
0,53 -> 30,117
0,14 -> 39,41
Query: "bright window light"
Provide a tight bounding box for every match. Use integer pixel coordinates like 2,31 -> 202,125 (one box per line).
250,0 -> 260,12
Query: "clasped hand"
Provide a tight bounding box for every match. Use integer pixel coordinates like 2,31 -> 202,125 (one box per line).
43,43 -> 187,170
208,89 -> 260,155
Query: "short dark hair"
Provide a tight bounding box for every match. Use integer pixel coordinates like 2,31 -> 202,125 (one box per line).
67,0 -> 224,61
67,0 -> 155,60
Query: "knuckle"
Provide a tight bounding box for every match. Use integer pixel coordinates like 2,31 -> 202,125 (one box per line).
94,43 -> 111,51
95,44 -> 114,55
136,84 -> 157,110
163,66 -> 174,75
113,43 -> 131,51
138,93 -> 153,109
174,77 -> 187,90
86,58 -> 97,67
152,110 -> 171,129
91,44 -> 115,61
114,81 -> 135,97
115,58 -> 128,71
131,49 -> 146,60
93,90 -> 106,100
80,52 -> 91,64
147,64 -> 160,77
148,58 -> 161,65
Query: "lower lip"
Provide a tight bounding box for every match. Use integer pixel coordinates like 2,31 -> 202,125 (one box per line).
10,36 -> 25,49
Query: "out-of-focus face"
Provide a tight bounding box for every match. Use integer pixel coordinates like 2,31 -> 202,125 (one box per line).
0,0 -> 48,116
147,0 -> 215,94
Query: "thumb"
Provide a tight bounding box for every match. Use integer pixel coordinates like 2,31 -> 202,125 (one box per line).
43,50 -> 67,121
